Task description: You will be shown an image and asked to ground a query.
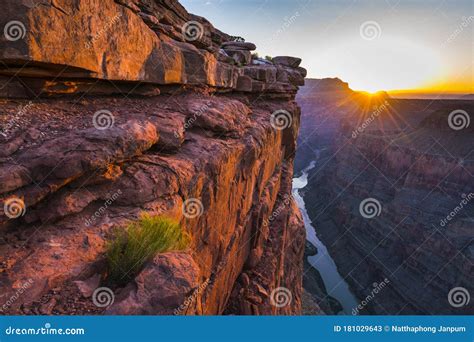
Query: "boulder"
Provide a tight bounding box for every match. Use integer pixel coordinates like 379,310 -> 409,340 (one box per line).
73,274 -> 101,298
273,56 -> 302,68
106,252 -> 201,315
0,0 -> 185,84
221,41 -> 257,51
297,66 -> 308,78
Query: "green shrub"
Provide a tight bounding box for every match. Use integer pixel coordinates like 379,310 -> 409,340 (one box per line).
106,214 -> 189,285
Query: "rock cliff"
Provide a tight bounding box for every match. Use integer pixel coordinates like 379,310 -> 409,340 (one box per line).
0,0 -> 306,315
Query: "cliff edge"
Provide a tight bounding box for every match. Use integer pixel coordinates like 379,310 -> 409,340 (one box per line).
0,0 -> 307,315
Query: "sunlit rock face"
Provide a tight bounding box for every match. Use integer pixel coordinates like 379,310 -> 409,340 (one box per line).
296,79 -> 474,314
0,0 -> 305,97
0,0 -> 307,315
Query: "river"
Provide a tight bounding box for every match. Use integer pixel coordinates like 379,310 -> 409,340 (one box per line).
292,161 -> 359,315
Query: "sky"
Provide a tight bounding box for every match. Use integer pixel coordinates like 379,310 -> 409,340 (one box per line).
181,0 -> 473,94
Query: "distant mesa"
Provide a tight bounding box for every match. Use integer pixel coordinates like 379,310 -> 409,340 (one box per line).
303,78 -> 351,92
460,94 -> 474,100
299,78 -> 390,103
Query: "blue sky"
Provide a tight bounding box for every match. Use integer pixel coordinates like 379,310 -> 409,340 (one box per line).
181,0 -> 473,93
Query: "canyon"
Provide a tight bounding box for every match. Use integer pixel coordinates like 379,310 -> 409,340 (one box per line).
0,0 -> 472,317
0,0 -> 309,315
296,78 -> 473,315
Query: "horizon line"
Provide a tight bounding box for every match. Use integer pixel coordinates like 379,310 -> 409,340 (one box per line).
303,78 -> 473,95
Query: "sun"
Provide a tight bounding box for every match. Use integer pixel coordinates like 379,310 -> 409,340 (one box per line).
357,90 -> 387,97
363,89 -> 381,95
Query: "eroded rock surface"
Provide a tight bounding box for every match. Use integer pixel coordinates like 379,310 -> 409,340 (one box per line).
0,0 -> 306,315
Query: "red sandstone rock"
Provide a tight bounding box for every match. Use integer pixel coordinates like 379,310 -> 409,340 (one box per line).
221,41 -> 257,51
106,252 -> 200,315
0,0 -> 306,316
0,92 -> 303,315
273,56 -> 302,68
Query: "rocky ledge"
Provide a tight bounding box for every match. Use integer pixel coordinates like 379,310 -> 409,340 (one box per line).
0,0 -> 307,315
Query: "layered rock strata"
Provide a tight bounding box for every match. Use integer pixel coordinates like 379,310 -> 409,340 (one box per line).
0,0 -> 306,315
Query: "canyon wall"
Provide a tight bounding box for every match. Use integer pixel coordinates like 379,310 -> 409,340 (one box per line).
298,79 -> 473,314
0,0 -> 307,315
295,78 -> 356,172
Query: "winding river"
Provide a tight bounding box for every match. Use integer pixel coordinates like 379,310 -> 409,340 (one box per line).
292,161 -> 359,315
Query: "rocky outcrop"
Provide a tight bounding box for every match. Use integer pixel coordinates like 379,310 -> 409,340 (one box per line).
297,80 -> 473,314
0,0 -> 306,315
106,252 -> 201,315
0,0 -> 304,98
224,179 -> 305,315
